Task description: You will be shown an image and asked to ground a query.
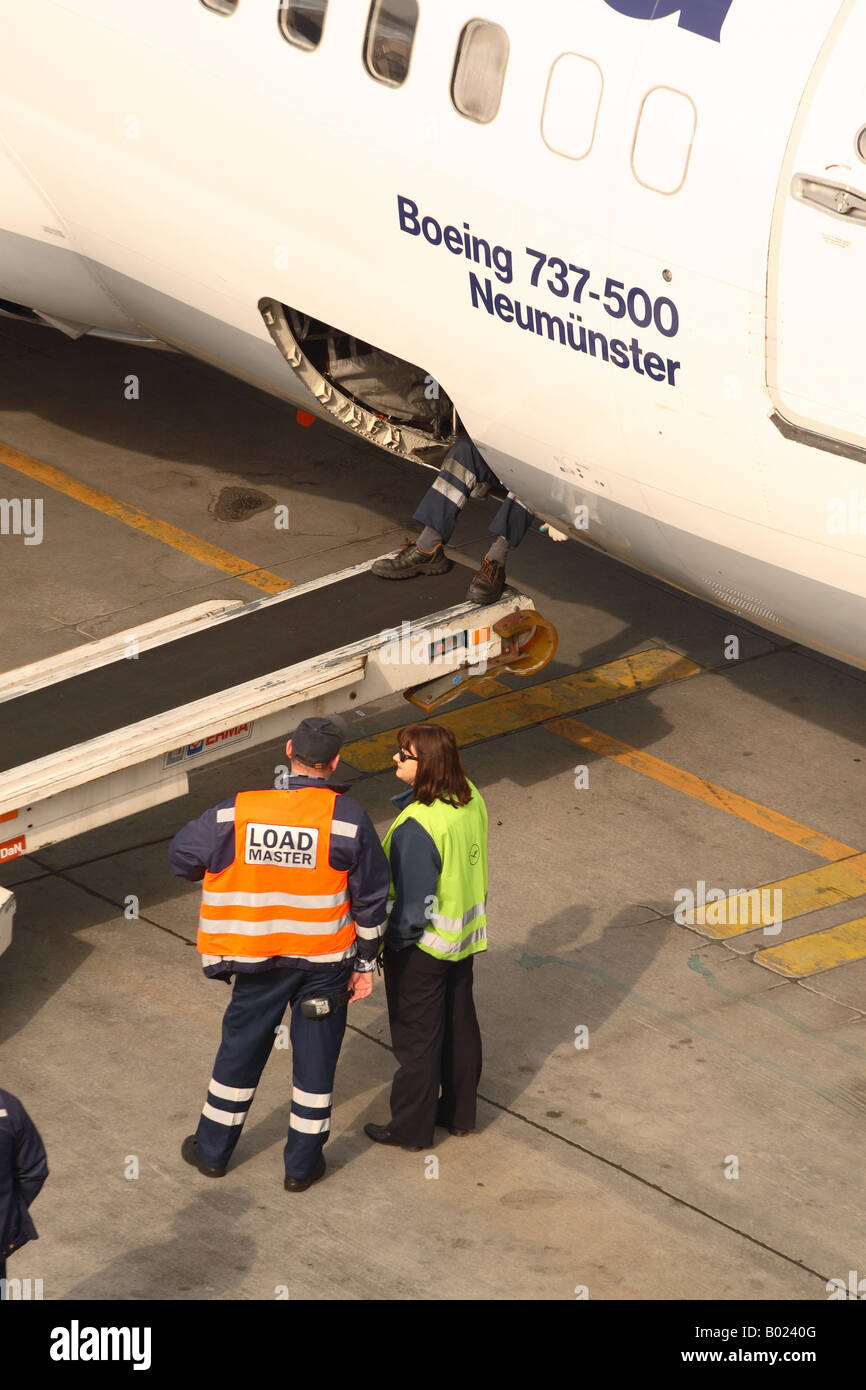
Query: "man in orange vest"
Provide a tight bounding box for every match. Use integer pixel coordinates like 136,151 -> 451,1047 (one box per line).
169,715 -> 389,1191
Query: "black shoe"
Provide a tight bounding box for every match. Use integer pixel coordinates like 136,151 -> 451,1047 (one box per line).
364,1122 -> 423,1152
371,541 -> 452,580
284,1156 -> 326,1192
435,1117 -> 472,1137
466,555 -> 506,603
181,1134 -> 226,1178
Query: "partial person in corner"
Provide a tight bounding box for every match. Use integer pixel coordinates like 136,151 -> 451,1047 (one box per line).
0,1088 -> 48,1296
365,722 -> 487,1153
371,434 -> 533,603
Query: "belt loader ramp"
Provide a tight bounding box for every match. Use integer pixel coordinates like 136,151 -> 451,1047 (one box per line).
0,558 -> 556,954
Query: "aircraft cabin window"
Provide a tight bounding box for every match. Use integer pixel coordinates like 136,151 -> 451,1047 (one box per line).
451,20 -> 509,125
199,0 -> 238,14
364,0 -> 419,88
631,87 -> 697,196
279,2 -> 328,50
541,54 -> 603,161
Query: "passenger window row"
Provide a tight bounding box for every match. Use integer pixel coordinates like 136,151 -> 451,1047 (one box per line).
199,1 -> 508,125
199,2 -> 697,192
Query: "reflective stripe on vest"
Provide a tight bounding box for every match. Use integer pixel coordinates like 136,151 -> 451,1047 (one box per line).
382,781 -> 488,963
198,787 -> 356,961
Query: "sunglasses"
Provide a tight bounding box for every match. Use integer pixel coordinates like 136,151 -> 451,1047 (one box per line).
396,749 -> 418,763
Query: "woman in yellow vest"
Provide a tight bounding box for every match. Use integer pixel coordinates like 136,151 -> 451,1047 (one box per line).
364,722 -> 487,1152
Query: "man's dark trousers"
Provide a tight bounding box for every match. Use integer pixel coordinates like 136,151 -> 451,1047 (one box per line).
414,435 -> 532,548
195,964 -> 351,1179
383,945 -> 482,1147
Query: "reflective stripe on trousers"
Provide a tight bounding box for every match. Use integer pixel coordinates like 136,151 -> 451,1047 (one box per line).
193,965 -> 351,1178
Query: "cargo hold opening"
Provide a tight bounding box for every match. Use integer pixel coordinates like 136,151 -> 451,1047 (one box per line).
259,298 -> 456,466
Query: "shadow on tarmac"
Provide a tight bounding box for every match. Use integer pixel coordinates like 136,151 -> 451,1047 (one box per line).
62,1190 -> 258,1300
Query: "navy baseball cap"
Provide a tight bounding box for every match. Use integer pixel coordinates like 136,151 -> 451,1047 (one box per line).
291,714 -> 347,765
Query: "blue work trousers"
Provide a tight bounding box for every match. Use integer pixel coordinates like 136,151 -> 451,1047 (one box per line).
414,436 -> 532,548
194,964 -> 352,1179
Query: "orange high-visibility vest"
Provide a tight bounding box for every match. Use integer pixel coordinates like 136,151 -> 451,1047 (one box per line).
197,787 -> 356,963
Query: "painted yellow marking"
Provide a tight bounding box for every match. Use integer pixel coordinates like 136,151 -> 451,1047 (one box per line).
755,918 -> 866,977
469,677 -> 512,699
342,648 -> 701,771
548,718 -> 859,862
0,443 -> 291,594
685,854 -> 866,938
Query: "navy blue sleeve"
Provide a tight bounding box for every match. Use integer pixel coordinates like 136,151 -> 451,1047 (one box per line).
329,796 -> 390,971
169,798 -> 236,880
10,1096 -> 48,1207
387,819 -> 442,950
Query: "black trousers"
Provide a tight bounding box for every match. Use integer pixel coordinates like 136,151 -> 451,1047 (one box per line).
383,945 -> 483,1147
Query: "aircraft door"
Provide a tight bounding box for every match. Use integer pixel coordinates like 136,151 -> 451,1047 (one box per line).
768,1 -> 866,451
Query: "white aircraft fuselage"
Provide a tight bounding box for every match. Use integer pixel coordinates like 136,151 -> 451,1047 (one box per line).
1,0 -> 865,668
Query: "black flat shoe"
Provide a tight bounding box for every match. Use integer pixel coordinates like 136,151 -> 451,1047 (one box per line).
435,1115 -> 472,1136
181,1134 -> 226,1177
364,1122 -> 423,1152
284,1156 -> 326,1192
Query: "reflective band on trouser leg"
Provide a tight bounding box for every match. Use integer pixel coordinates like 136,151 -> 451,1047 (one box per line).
413,478 -> 465,543
285,988 -> 349,1179
194,970 -> 300,1169
201,1071 -> 255,1130
196,1079 -> 259,1169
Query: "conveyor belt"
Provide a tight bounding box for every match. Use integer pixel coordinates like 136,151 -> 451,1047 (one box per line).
0,566 -> 477,774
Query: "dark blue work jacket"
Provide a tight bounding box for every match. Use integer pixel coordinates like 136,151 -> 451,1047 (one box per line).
0,1089 -> 48,1259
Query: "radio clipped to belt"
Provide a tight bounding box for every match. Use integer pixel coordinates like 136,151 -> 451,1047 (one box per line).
299,989 -> 351,1019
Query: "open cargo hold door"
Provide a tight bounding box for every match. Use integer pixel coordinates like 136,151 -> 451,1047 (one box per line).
260,298 -> 456,467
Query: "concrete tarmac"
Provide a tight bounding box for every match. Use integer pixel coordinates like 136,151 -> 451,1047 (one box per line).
0,318 -> 864,1301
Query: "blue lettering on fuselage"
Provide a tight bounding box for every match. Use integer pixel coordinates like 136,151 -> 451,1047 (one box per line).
603,0 -> 734,42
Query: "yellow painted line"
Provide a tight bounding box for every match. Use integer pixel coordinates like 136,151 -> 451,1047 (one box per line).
755,917 -> 866,977
342,648 -> 701,771
685,854 -> 866,938
548,718 -> 859,862
0,443 -> 291,594
469,677 -> 512,698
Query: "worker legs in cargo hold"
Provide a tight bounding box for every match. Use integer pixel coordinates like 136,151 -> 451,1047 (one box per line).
413,435 -> 533,549
194,964 -> 351,1179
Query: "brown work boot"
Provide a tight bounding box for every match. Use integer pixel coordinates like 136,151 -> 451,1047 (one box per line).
466,555 -> 506,603
371,540 -> 452,580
